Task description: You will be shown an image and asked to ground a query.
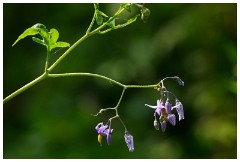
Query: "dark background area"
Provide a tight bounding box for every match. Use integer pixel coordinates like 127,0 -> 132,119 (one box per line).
3,3 -> 237,158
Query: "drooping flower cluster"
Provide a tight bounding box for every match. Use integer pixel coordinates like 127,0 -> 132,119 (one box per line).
145,99 -> 184,132
95,119 -> 134,152
145,76 -> 184,132
94,76 -> 184,152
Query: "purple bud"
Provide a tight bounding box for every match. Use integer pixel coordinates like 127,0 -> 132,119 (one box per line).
161,121 -> 167,132
124,132 -> 134,152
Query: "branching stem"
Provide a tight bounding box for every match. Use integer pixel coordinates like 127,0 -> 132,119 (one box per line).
44,48 -> 50,72
3,73 -> 48,104
3,4 -> 155,105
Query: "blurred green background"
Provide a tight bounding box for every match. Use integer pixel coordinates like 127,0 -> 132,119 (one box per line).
3,3 -> 237,158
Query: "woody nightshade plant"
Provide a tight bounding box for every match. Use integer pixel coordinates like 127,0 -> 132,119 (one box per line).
4,3 -> 185,152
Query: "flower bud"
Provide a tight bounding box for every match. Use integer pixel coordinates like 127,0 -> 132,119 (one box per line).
154,120 -> 160,130
124,131 -> 134,152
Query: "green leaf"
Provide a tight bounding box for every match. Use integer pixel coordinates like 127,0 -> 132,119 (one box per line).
107,18 -> 116,28
32,37 -> 46,46
98,11 -> 108,18
114,15 -> 139,29
13,23 -> 70,52
49,28 -> 59,44
12,23 -> 48,47
49,41 -> 70,51
95,13 -> 103,25
37,27 -> 49,42
12,27 -> 38,46
121,3 -> 131,12
55,42 -> 70,48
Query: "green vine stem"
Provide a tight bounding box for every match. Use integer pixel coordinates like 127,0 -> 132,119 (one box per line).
48,73 -> 158,89
3,71 -> 159,104
45,48 -> 51,72
3,73 -> 48,104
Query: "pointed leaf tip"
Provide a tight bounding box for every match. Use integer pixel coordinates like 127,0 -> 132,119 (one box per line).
12,23 -> 46,47
12,28 -> 39,47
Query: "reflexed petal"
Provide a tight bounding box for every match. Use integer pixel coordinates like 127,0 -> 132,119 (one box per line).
161,121 -> 167,132
155,107 -> 162,116
99,125 -> 108,132
145,104 -> 158,109
176,101 -> 184,121
157,100 -> 161,107
167,114 -> 176,126
124,132 -> 134,152
104,128 -> 113,135
165,99 -> 172,114
154,120 -> 160,130
106,134 -> 112,145
158,100 -> 165,108
95,122 -> 103,130
95,123 -> 108,135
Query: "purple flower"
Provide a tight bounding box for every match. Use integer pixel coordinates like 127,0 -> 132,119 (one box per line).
124,132 -> 134,152
145,99 -> 176,132
95,122 -> 113,145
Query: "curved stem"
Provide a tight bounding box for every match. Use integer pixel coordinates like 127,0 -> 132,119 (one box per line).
115,88 -> 126,111
44,48 -> 50,72
3,73 -> 47,104
118,116 -> 127,132
48,73 -> 158,89
4,72 -> 158,104
48,73 -> 125,87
